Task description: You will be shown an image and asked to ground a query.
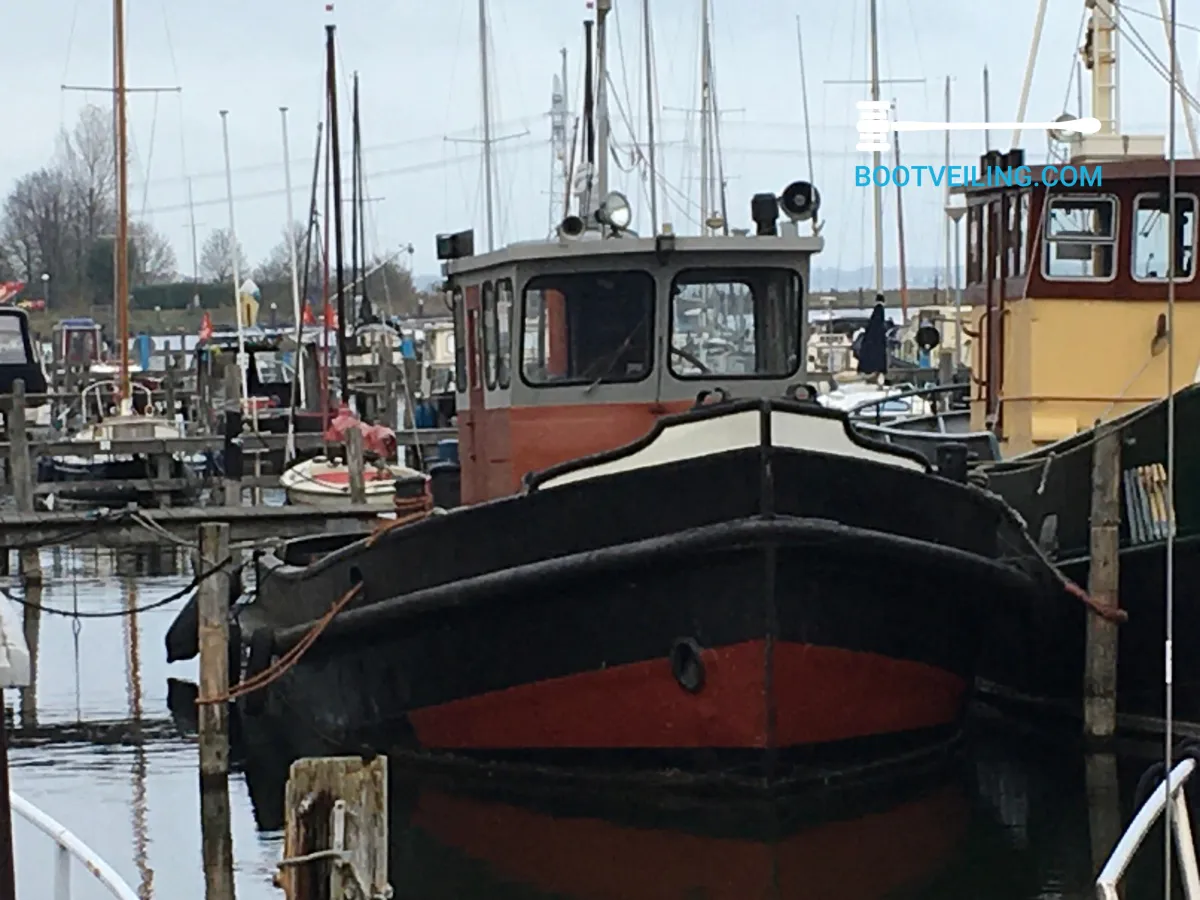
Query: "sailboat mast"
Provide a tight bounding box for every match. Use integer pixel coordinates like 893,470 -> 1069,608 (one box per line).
326,24 -> 349,403
350,73 -> 360,323
478,0 -> 496,251
867,0 -> 883,295
113,0 -> 130,404
642,0 -> 658,233
594,0 -> 611,201
699,0 -> 710,232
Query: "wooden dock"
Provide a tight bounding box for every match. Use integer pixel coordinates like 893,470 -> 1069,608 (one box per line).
0,503 -> 382,548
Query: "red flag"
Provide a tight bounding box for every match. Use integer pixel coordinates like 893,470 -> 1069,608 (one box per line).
199,310 -> 213,341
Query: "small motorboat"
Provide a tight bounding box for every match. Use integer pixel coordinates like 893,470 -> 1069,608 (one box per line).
280,455 -> 424,509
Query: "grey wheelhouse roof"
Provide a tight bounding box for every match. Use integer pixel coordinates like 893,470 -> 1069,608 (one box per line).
443,232 -> 825,277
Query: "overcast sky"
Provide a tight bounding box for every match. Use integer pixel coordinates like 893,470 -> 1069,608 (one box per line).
5,0 -> 1199,290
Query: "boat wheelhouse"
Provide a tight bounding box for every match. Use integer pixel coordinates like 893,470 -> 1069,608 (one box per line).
442,220 -> 816,503
959,150 -> 1199,455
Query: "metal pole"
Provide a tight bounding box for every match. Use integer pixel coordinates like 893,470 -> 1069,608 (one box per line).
218,110 -> 248,408
280,106 -> 304,463
1011,0 -> 1049,148
868,0 -> 883,293
642,0 -> 658,233
1164,0 -> 1180,890
478,0 -> 495,250
0,709 -> 16,900
944,77 -> 953,305
594,0 -> 611,201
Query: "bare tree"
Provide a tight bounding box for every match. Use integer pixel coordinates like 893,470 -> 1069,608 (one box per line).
1,167 -> 73,286
253,221 -> 319,285
130,221 -> 177,285
59,104 -> 115,277
199,228 -> 248,282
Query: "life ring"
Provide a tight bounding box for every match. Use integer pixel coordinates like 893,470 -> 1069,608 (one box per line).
669,638 -> 706,693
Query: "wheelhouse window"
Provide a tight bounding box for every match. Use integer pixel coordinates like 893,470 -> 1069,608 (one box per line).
495,279 -> 513,388
669,268 -> 802,379
1043,195 -> 1118,280
482,281 -> 498,389
1132,192 -> 1197,281
1009,192 -> 1030,277
0,317 -> 28,365
451,287 -> 465,392
521,270 -> 655,386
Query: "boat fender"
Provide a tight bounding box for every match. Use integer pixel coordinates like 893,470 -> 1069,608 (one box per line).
784,382 -> 819,403
165,595 -> 199,661
669,638 -> 706,693
241,628 -> 276,715
692,388 -> 729,408
1133,739 -> 1200,810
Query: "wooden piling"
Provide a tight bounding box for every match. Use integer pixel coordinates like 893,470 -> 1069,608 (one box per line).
279,755 -> 388,900
1083,423 -> 1121,742
379,343 -> 397,431
197,521 -> 235,900
346,428 -> 366,505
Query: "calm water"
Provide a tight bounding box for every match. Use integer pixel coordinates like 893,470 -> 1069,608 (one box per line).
1,548 -> 1187,899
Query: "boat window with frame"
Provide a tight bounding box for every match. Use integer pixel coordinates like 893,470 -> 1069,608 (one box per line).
1132,192 -> 1197,282
495,278 -> 513,389
521,270 -> 655,387
0,317 -> 29,365
482,281 -> 498,390
1042,194 -> 1118,281
451,287 -> 466,391
467,306 -> 481,391
668,268 -> 802,379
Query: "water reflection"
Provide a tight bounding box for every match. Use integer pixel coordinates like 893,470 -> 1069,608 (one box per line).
2,549 -> 1196,900
123,578 -> 154,899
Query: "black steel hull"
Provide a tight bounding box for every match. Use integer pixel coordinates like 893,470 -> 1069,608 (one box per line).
185,401 -> 1054,784
978,385 -> 1200,730
37,456 -> 202,507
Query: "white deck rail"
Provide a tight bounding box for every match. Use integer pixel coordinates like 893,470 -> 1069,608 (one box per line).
1096,758 -> 1200,899
10,791 -> 140,900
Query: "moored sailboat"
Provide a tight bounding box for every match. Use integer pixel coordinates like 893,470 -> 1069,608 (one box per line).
37,0 -> 198,509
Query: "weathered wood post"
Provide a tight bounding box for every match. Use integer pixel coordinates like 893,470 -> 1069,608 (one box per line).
279,756 -> 388,900
379,342 -> 397,431
1084,422 -> 1121,742
346,428 -> 367,505
11,379 -> 42,730
197,521 -> 236,900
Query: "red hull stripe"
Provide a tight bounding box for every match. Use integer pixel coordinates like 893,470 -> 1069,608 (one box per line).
412,784 -> 967,899
407,641 -> 966,750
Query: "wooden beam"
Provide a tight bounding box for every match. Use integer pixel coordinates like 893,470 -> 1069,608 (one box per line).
0,504 -> 379,548
0,427 -> 454,459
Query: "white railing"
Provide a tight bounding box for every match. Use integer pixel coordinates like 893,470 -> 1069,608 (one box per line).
1096,757 -> 1200,899
11,791 -> 140,900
